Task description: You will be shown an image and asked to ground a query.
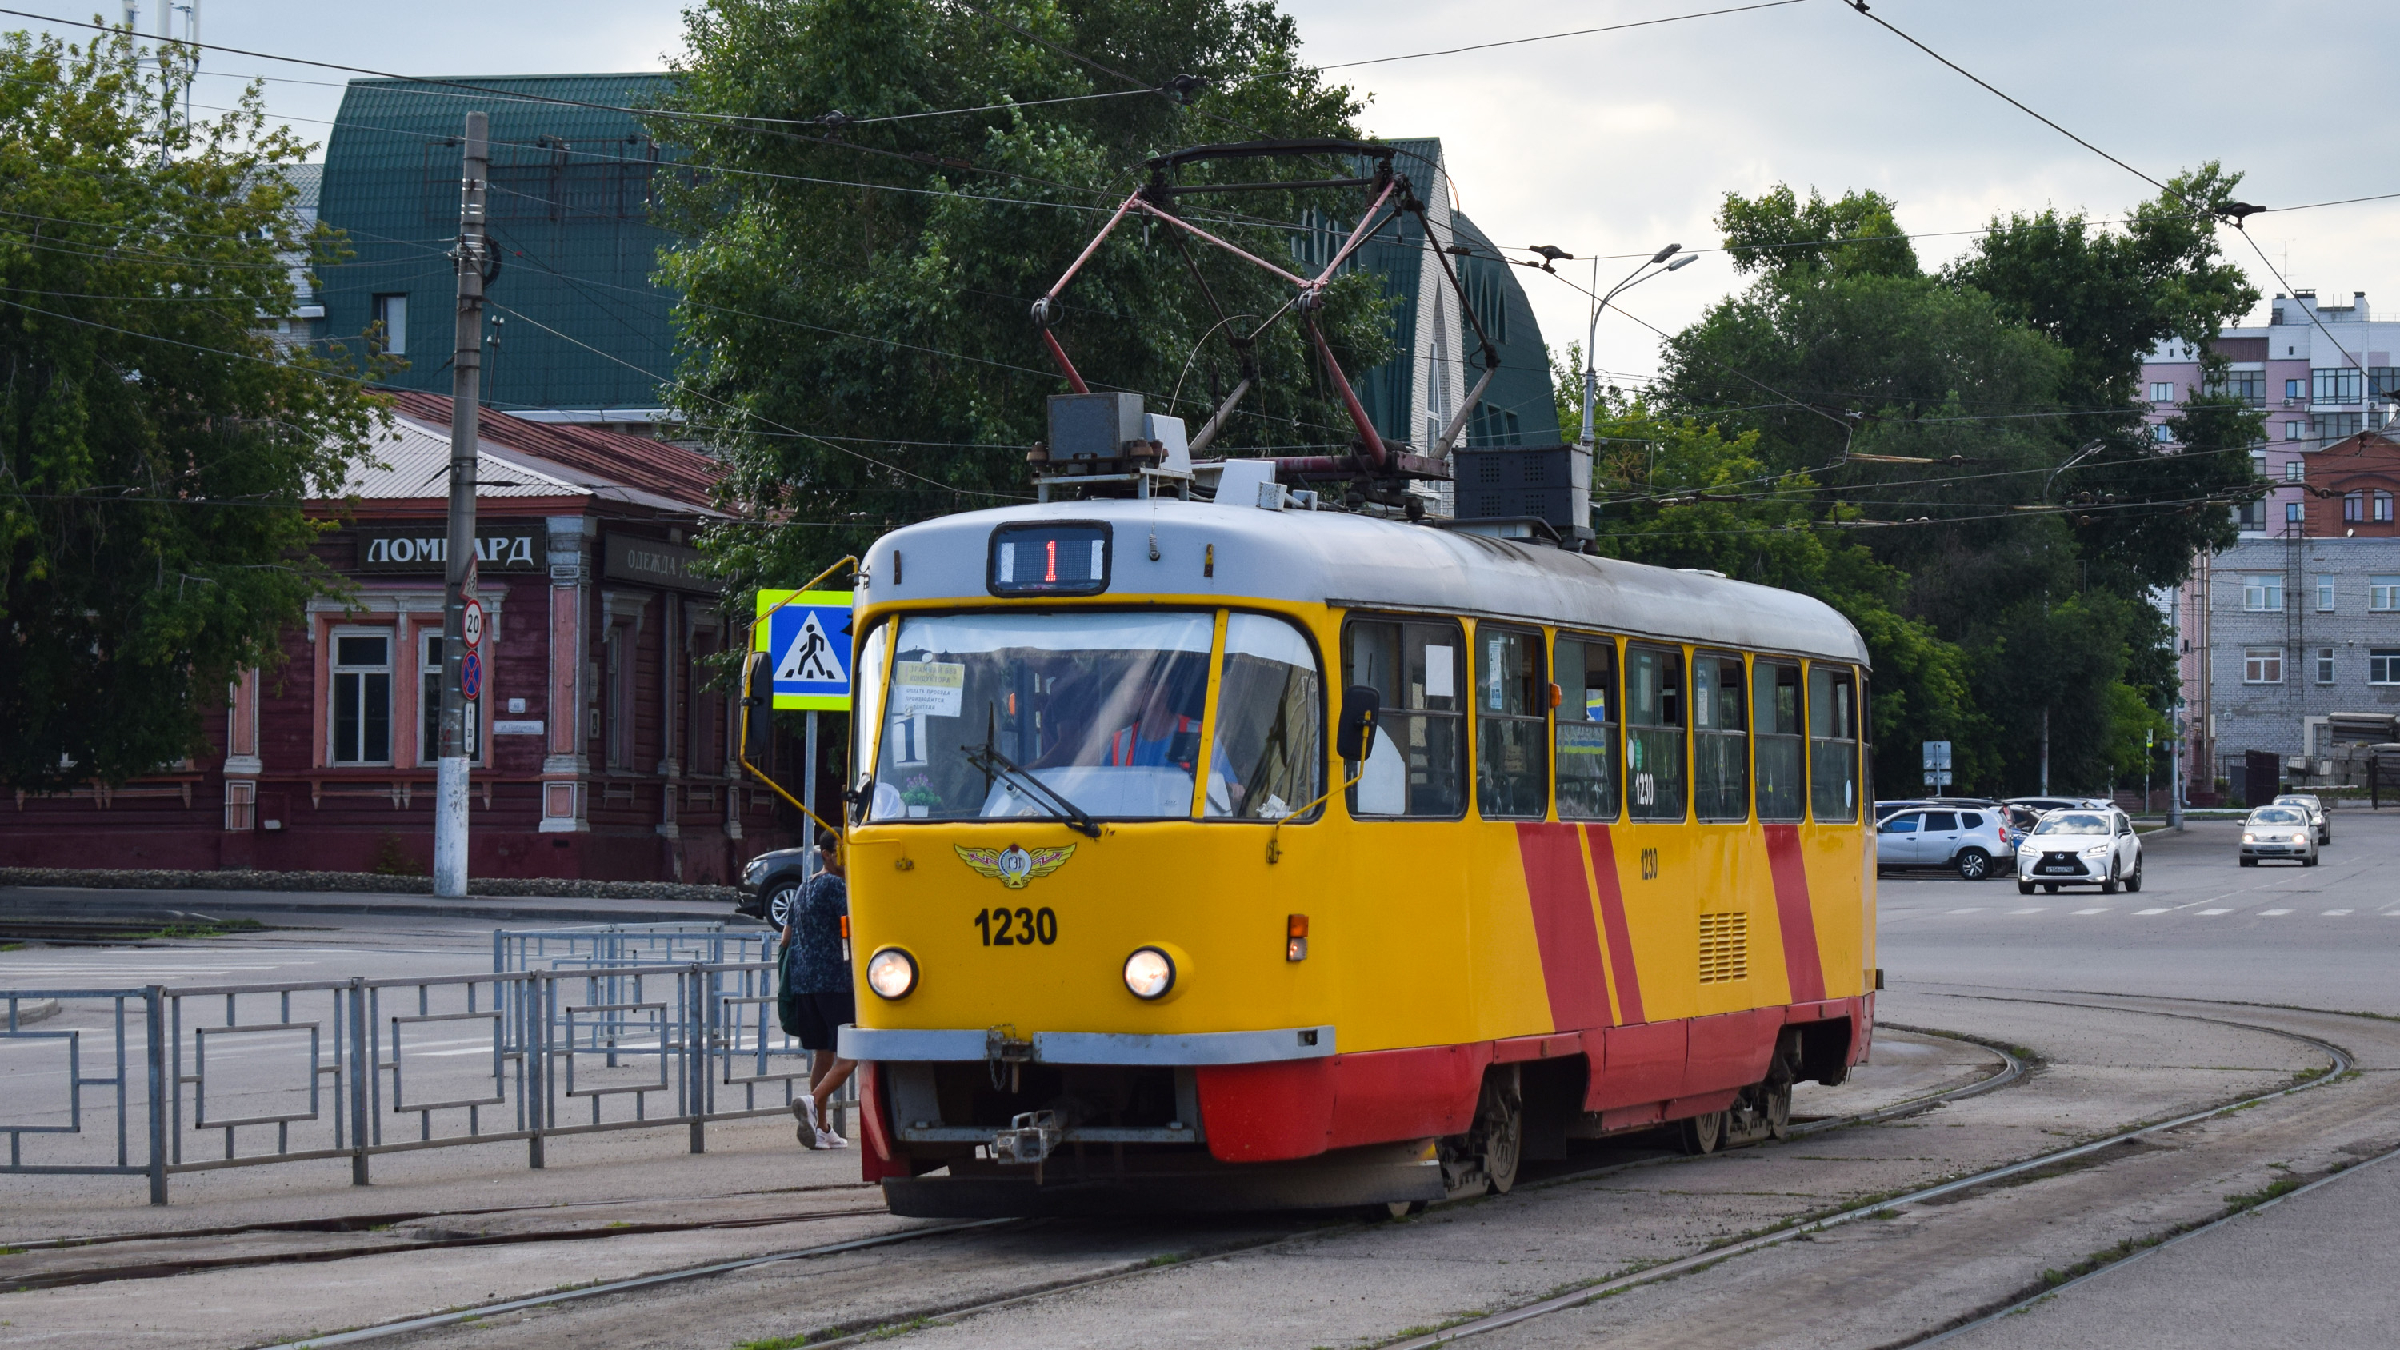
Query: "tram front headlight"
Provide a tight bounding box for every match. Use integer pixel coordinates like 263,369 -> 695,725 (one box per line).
865,947 -> 918,1000
1123,946 -> 1176,1001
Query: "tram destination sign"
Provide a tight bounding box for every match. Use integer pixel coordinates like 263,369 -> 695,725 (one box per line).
356,522 -> 548,574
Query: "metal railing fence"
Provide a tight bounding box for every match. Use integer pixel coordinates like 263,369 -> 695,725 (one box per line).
493,922 -> 776,974
1,960 -> 848,1205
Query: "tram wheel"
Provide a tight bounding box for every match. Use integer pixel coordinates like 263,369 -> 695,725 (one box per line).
1474,1074 -> 1524,1195
1679,1108 -> 1724,1156
1762,1080 -> 1793,1142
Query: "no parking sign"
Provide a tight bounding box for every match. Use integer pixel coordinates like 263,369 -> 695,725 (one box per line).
754,589 -> 853,710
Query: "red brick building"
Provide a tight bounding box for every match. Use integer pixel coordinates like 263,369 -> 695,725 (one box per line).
2,394 -> 803,884
2304,430 -> 2400,538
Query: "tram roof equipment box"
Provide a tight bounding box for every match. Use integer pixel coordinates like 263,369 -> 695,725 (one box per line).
1451,445 -> 1592,546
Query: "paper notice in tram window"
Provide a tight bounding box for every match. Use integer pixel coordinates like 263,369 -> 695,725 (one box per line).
892,660 -> 966,718
1422,646 -> 1455,699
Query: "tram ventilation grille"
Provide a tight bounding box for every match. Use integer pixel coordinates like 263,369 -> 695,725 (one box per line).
1698,912 -> 1749,984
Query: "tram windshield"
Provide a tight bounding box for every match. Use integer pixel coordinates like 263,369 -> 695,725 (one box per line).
2030,812 -> 2109,836
865,610 -> 1322,824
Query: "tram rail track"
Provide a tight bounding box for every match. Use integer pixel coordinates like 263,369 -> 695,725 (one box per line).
182,1025 -> 2023,1350
23,1003 -> 2352,1350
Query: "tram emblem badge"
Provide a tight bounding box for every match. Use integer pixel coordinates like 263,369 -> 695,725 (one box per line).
956,843 -> 1076,889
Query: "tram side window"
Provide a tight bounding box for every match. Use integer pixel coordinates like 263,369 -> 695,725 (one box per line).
1626,645 -> 1686,820
1808,664 -> 1860,822
1554,636 -> 1618,820
1752,660 -> 1804,822
1344,618 -> 1465,817
1475,626 -> 1547,818
1693,653 -> 1749,821
1207,613 -> 1325,820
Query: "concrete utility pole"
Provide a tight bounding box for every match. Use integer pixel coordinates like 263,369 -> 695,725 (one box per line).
434,112 -> 490,899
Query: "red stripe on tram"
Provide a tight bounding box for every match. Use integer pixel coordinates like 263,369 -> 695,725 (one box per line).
1516,823 -> 1611,1032
1763,823 -> 1827,1003
1581,824 -> 1643,1025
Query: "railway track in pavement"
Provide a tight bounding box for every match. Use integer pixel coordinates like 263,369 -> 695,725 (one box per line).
7,993 -> 2388,1350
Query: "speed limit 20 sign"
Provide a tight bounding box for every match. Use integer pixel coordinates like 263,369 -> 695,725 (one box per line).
461,598 -> 485,648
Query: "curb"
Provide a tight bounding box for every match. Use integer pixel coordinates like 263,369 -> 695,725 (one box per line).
5,999 -> 62,1024
0,892 -> 760,926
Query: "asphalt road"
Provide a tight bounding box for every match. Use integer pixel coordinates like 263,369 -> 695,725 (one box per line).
3,811 -> 2396,1349
1878,806 -> 2400,1347
1880,810 -> 2400,1015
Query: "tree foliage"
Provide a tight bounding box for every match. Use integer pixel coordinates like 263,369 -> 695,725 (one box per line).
656,0 -> 1391,591
1626,172 -> 2264,795
0,30 -> 382,790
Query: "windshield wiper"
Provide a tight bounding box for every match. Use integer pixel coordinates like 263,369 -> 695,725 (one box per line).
961,742 -> 1101,839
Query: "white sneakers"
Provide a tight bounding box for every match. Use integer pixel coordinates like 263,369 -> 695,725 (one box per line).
791,1094 -> 848,1149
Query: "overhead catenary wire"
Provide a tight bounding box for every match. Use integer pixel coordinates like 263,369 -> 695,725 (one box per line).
1322,0 -> 1810,68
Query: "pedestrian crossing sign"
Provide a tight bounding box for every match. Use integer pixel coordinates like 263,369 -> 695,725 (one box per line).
755,589 -> 854,710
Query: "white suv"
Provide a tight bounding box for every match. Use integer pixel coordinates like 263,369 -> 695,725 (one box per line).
2016,807 -> 2143,894
1876,804 -> 2017,880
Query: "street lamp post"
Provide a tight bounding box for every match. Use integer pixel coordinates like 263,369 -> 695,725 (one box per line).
1579,244 -> 1697,453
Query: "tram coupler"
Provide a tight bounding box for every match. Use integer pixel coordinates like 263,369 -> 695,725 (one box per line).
991,1109 -> 1063,1165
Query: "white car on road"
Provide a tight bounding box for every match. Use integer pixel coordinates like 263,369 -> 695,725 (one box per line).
2016,807 -> 2143,895
1876,804 -> 2017,880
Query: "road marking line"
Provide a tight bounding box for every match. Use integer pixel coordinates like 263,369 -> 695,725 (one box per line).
2198,908 -> 2232,915
1948,908 -> 1985,914
2074,907 -> 2112,915
2323,909 -> 2354,916
2259,908 -> 2292,916
2133,908 -> 2169,915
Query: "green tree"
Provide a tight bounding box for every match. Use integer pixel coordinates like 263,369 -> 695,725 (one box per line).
0,30 -> 382,790
1651,176 -> 2260,794
657,0 -> 1392,592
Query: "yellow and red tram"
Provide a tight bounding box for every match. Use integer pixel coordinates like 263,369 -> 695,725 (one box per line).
833,498 -> 1876,1214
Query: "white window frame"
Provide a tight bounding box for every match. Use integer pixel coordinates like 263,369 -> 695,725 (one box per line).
2378,492 -> 2395,523
2286,422 -> 2302,440
2285,460 -> 2305,481
2242,575 -> 2284,611
2317,576 -> 2336,611
2372,650 -> 2400,685
371,293 -> 408,357
329,625 -> 395,766
2286,501 -> 2305,525
2317,648 -> 2336,684
2149,381 -> 2176,403
2243,648 -> 2283,684
2371,576 -> 2400,612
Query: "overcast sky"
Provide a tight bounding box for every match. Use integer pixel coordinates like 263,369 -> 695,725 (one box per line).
18,0 -> 2399,388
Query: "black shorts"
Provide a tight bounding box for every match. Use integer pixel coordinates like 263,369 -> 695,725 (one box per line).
793,989 -> 855,1052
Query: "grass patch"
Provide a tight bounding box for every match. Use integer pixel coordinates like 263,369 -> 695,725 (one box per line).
2223,1175 -> 2306,1214
1143,1252 -> 1181,1267
0,943 -> 22,953
734,1336 -> 811,1350
866,1316 -> 933,1340
138,917 -> 267,941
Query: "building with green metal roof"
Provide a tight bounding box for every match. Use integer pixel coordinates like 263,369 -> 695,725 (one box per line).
319,92 -> 1556,463
317,74 -> 681,425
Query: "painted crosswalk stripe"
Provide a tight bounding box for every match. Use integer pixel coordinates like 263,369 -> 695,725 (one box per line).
1949,908 -> 1985,914
2012,907 -> 2046,914
2259,908 -> 2292,916
2198,908 -> 2232,915
2134,908 -> 2169,915
2074,907 -> 2111,915
2323,909 -> 2353,916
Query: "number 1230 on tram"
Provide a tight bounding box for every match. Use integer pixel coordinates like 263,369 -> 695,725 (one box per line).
832,496 -> 1876,1215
